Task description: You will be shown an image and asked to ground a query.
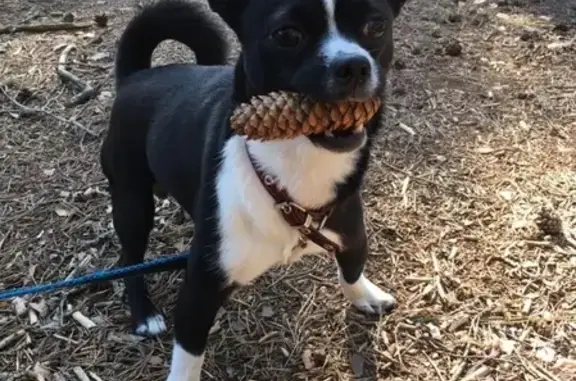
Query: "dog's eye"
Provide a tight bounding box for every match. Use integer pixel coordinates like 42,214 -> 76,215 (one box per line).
362,20 -> 387,39
271,27 -> 304,48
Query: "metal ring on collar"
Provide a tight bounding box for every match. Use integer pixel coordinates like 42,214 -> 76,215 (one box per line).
264,175 -> 275,185
280,203 -> 292,214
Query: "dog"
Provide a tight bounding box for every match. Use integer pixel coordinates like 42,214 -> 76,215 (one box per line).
100,0 -> 407,379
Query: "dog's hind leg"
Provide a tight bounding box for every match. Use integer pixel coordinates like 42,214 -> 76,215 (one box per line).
111,182 -> 167,336
113,186 -> 166,335
102,143 -> 166,336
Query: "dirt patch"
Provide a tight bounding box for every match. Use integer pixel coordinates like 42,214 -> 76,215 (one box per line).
1,0 -> 575,380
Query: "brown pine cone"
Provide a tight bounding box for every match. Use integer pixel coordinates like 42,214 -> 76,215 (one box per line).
536,207 -> 563,236
230,91 -> 382,141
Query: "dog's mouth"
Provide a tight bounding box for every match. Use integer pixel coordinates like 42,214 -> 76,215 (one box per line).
308,125 -> 367,153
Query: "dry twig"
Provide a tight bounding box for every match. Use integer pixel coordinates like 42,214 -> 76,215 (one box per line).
71,311 -> 96,329
0,22 -> 93,35
72,367 -> 91,381
0,330 -> 26,351
0,85 -> 97,137
56,44 -> 98,106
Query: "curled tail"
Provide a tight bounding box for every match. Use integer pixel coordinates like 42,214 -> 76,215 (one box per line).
115,0 -> 228,88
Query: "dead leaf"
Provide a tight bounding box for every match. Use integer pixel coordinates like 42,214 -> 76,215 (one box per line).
12,297 -> 27,316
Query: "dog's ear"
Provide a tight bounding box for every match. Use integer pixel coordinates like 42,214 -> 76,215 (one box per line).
208,0 -> 249,35
387,0 -> 407,17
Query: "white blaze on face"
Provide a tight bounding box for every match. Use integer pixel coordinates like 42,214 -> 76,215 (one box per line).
319,0 -> 380,92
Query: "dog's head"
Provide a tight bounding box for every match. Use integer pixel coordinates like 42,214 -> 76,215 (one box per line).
211,0 -> 407,152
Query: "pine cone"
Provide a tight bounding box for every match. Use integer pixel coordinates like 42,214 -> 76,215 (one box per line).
536,207 -> 563,236
230,91 -> 382,141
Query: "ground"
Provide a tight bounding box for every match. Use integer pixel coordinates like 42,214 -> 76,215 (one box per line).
0,0 -> 575,380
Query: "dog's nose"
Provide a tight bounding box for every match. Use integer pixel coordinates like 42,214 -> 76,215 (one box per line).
332,55 -> 371,85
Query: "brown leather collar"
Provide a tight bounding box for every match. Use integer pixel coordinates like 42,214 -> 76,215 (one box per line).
245,145 -> 341,253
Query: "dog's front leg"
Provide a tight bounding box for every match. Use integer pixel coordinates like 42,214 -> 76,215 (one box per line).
336,238 -> 396,315
167,251 -> 234,381
330,194 -> 396,315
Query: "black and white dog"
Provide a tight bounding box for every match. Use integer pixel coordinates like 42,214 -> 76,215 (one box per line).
101,0 -> 406,378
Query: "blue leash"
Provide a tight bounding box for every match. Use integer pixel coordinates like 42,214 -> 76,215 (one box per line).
0,252 -> 190,301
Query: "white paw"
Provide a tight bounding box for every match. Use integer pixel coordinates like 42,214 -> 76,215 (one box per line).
135,313 -> 167,336
340,274 -> 396,315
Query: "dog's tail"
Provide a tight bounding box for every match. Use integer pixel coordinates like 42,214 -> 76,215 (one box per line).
115,0 -> 228,88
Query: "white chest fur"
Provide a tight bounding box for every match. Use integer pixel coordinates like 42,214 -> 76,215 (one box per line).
215,136 -> 359,285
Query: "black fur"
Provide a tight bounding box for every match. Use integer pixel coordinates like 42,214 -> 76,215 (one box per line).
101,0 -> 406,370
115,0 -> 228,87
101,0 -> 233,334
